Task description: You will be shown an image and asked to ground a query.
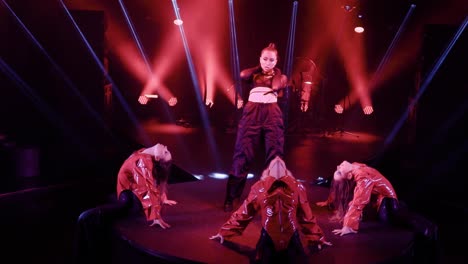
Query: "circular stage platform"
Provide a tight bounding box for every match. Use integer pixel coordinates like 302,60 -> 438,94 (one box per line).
109,178 -> 415,264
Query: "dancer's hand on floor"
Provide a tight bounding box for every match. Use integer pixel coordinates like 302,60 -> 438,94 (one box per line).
332,226 -> 357,236
317,237 -> 333,250
163,199 -> 177,205
149,218 -> 171,229
209,233 -> 224,244
315,200 -> 328,207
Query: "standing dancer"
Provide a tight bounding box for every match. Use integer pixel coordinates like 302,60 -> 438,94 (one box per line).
224,43 -> 288,212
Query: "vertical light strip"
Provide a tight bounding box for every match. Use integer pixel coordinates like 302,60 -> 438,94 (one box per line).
283,1 -> 299,79
282,1 -> 299,129
228,0 -> 241,107
171,0 -> 219,165
117,0 -> 152,75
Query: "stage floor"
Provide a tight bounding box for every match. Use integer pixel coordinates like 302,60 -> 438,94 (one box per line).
101,121 -> 416,263
112,178 -> 414,264
1,119 -> 439,263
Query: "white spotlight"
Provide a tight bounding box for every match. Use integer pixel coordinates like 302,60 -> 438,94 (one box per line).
354,26 -> 365,33
173,19 -> 183,26
209,173 -> 228,180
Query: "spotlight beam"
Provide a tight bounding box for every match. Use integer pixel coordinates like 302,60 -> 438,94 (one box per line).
370,4 -> 416,89
117,0 -> 152,75
59,0 -> 151,146
383,16 -> 468,148
332,5 -> 369,111
171,0 -> 218,161
118,0 -> 177,122
336,4 -> 417,114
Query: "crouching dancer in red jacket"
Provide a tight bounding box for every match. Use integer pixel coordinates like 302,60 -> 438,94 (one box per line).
211,156 -> 331,263
117,143 -> 177,229
316,160 -> 438,240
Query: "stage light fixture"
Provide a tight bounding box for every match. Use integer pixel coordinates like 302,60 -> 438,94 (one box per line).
168,97 -> 178,106
209,172 -> 228,180
334,104 -> 344,114
342,5 -> 355,12
138,95 -> 149,105
138,94 -> 159,105
354,13 -> 365,33
354,26 -> 364,33
208,172 -> 254,180
205,99 -> 214,108
341,0 -> 358,12
363,106 -> 374,115
193,175 -> 204,180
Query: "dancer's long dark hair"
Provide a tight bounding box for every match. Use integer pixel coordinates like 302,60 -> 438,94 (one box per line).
152,159 -> 172,199
330,177 -> 356,222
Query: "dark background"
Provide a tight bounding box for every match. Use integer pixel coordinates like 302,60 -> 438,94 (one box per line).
0,0 -> 466,262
